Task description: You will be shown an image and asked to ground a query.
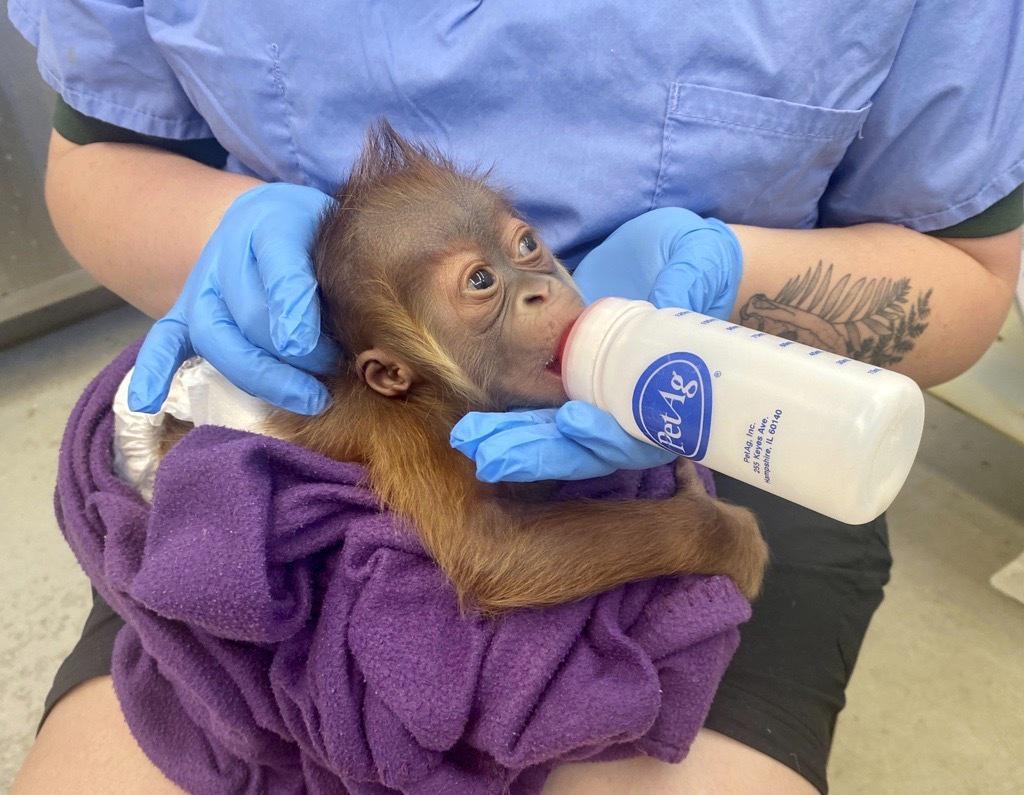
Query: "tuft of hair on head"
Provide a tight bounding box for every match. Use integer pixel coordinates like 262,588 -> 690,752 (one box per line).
344,119 -> 464,204
311,120 -> 496,408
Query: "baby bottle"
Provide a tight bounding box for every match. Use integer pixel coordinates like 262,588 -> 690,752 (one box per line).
560,297 -> 925,524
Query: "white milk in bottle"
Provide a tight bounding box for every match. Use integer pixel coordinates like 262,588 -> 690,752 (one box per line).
559,297 -> 925,524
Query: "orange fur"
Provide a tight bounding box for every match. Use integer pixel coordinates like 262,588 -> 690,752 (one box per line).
256,121 -> 767,613
268,366 -> 767,614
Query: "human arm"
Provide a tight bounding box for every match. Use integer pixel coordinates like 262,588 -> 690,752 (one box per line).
45,128 -> 338,414
729,221 -> 1021,388
44,128 -> 260,318
572,200 -> 1021,389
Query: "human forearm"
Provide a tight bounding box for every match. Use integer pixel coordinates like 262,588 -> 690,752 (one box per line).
729,223 -> 1021,388
44,130 -> 262,317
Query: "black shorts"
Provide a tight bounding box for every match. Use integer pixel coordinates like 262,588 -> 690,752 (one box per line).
42,473 -> 891,794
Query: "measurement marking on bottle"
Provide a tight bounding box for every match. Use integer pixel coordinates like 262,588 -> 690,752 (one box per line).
835,358 -> 849,365
779,341 -> 793,348
725,325 -> 738,331
700,318 -> 716,325
808,350 -> 822,356
673,310 -> 691,317
866,368 -> 881,374
751,332 -> 765,339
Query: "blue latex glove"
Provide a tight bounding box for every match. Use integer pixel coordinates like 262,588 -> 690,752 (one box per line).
572,206 -> 743,319
450,207 -> 743,482
128,183 -> 340,415
451,401 -> 675,482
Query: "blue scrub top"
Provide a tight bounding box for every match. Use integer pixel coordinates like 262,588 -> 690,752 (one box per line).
10,1 -> 1024,267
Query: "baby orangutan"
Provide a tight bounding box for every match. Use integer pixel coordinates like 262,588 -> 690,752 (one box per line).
263,123 -> 767,614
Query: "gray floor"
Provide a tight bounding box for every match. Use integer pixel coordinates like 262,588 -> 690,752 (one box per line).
1,306 -> 1022,793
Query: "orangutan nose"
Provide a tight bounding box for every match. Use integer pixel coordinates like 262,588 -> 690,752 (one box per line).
519,275 -> 552,308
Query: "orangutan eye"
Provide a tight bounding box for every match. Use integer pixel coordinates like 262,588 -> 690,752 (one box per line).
518,232 -> 538,257
468,268 -> 496,290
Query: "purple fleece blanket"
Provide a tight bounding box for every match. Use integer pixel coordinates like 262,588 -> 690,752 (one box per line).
55,342 -> 750,794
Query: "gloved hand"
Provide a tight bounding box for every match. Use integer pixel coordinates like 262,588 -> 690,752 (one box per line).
450,207 -> 743,482
450,401 -> 676,482
127,183 -> 340,415
572,206 -> 743,319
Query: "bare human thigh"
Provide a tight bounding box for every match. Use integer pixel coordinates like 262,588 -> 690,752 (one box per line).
11,677 -> 183,795
13,676 -> 817,794
541,730 -> 819,795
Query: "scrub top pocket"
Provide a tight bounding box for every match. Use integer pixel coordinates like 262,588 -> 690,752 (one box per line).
655,83 -> 871,228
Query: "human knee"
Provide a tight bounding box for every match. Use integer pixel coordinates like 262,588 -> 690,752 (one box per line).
12,677 -> 182,794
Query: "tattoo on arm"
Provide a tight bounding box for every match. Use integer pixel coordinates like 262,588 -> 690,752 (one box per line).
738,261 -> 933,367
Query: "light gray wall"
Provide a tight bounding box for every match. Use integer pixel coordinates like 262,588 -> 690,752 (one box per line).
0,1 -> 119,347
0,3 -> 74,293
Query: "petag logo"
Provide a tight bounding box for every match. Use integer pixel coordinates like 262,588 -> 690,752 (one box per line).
631,352 -> 713,460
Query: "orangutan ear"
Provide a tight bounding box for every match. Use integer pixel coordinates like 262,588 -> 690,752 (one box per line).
355,348 -> 417,397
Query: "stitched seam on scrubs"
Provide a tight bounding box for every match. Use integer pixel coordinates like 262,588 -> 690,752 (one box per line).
892,157 -> 1024,227
669,113 -> 852,142
36,63 -> 212,138
268,43 -> 306,186
652,83 -> 680,208
670,83 -> 869,140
